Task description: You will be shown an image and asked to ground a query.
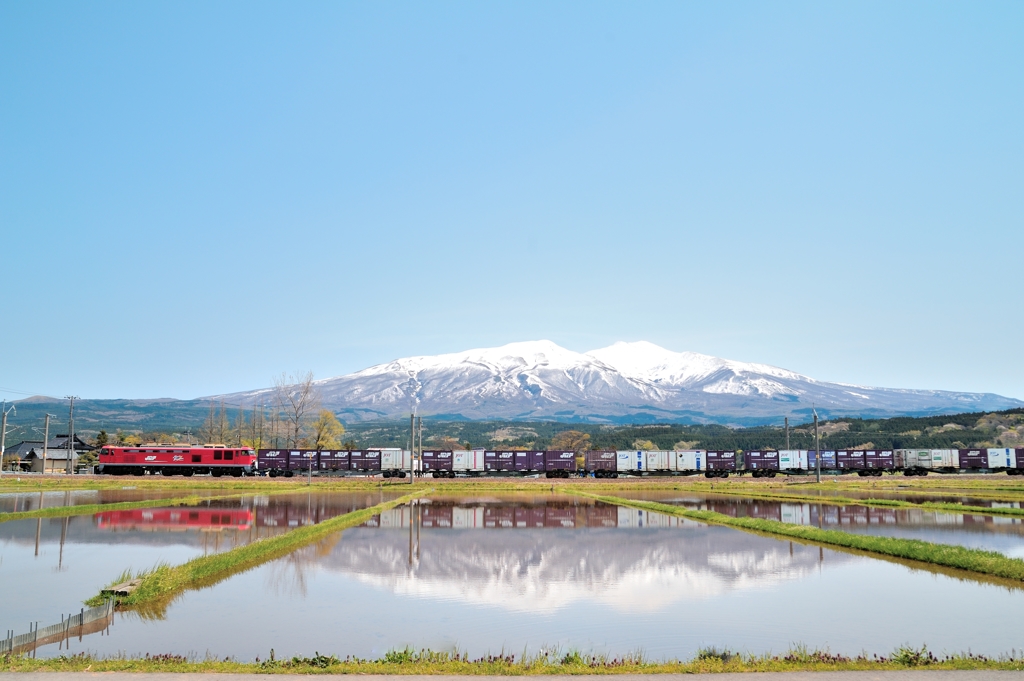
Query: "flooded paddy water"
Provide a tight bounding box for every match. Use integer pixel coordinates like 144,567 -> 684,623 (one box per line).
2,488 -> 1023,660
614,490 -> 1024,557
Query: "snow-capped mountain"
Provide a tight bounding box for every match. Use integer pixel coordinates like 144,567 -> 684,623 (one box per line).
211,340 -> 1023,424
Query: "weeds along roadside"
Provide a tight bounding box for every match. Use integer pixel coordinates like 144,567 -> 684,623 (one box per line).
86,488 -> 428,616
577,491 -> 1024,584
3,644 -> 1024,674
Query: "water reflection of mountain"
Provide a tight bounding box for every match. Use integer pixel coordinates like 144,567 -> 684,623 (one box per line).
323,516 -> 845,613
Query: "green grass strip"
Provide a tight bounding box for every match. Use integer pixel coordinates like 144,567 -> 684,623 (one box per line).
86,488 -> 427,612
677,488 -> 1024,518
579,492 -> 1024,582
0,493 -> 261,523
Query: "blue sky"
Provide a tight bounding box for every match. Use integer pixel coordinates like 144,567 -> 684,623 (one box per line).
2,1 -> 1021,401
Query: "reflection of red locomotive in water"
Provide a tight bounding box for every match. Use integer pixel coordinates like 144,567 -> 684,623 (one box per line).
96,507 -> 254,530
98,445 -> 256,476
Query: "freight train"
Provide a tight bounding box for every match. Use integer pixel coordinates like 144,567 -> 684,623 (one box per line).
97,444 -> 1024,479
257,446 -> 1024,478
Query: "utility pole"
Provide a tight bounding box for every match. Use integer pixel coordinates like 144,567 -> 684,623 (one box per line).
814,409 -> 820,483
409,414 -> 415,483
785,416 -> 789,451
1,401 -> 16,476
65,396 -> 78,475
42,414 -> 51,475
412,416 -> 421,483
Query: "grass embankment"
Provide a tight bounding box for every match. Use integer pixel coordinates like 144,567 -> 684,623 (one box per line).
6,472 -> 1024,497
3,645 -> 1023,674
0,492 -> 279,524
680,488 -> 1024,518
87,488 -> 427,614
582,492 -> 1024,583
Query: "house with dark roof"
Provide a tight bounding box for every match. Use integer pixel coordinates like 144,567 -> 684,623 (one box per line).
4,435 -> 94,473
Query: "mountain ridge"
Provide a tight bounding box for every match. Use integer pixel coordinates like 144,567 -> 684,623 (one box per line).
208,340 -> 1024,424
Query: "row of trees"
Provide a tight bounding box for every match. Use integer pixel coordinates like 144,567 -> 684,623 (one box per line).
196,372 -> 346,452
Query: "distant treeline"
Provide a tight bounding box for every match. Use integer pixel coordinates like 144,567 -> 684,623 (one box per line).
340,408 -> 1024,452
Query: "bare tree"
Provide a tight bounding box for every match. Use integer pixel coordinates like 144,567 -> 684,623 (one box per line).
275,371 -> 320,448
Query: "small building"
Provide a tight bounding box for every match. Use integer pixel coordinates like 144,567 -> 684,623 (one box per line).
7,435 -> 94,473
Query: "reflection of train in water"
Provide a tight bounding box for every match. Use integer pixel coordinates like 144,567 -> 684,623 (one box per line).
363,499 -> 1023,530
96,507 -> 254,530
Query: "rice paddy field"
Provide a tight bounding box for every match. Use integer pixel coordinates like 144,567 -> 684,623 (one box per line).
3,473 -> 1024,667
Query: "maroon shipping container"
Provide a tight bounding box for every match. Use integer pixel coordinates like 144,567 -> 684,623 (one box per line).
486,451 -> 515,472
350,450 -> 381,472
959,449 -> 988,469
484,506 -> 515,528
585,450 -> 617,473
706,451 -> 736,471
318,450 -> 351,471
514,505 -> 546,528
421,450 -> 453,473
865,450 -> 895,470
287,449 -> 319,471
836,450 -> 866,470
420,504 -> 453,529
515,450 -> 545,472
257,449 -> 289,472
544,450 -> 577,473
744,451 -> 780,471
544,505 -> 576,528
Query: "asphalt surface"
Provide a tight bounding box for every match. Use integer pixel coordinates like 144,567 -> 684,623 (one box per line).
2,673 -> 1023,681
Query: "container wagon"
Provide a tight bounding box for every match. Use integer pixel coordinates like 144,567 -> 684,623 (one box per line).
705,451 -> 736,478
544,450 -> 577,478
585,450 -> 618,478
381,449 -> 411,478
744,451 -> 779,477
421,450 -> 455,478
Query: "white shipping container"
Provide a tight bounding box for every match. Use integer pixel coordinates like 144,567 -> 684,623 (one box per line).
616,451 -> 646,472
380,449 -> 411,470
931,449 -> 958,468
895,449 -> 931,469
453,450 -> 486,472
672,450 -> 704,472
647,451 -> 671,471
988,448 -> 1016,469
779,450 -> 808,470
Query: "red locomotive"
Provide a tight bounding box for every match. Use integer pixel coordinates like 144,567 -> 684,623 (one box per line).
97,444 -> 256,477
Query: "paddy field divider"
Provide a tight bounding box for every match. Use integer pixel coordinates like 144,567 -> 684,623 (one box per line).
577,491 -> 1024,583
680,487 -> 1024,518
86,488 -> 429,613
0,492 -> 274,524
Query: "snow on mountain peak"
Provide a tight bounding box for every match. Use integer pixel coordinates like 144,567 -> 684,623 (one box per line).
208,338 -> 1024,423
